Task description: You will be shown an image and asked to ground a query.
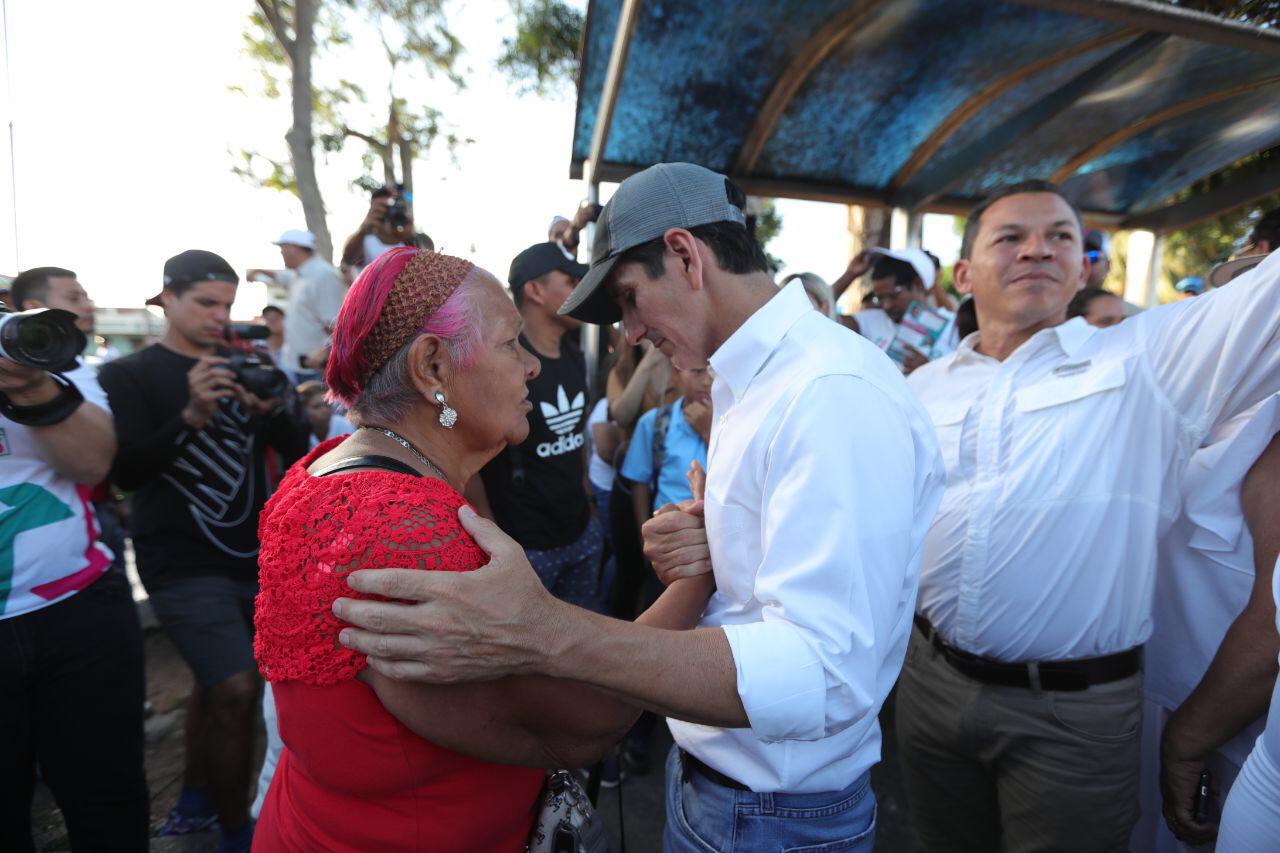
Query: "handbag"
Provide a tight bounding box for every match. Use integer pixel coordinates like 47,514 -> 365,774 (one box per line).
526,769 -> 610,853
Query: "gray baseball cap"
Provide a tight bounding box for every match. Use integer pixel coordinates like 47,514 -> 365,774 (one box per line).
559,162 -> 747,324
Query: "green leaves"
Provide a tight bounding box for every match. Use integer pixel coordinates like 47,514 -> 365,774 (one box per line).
496,0 -> 584,96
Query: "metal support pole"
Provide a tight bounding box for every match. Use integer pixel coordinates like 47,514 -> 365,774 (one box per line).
906,211 -> 924,250
889,207 -> 911,250
582,182 -> 601,396
3,0 -> 17,270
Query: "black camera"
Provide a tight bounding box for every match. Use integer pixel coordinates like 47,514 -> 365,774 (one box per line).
0,308 -> 87,371
387,195 -> 411,229
221,324 -> 290,399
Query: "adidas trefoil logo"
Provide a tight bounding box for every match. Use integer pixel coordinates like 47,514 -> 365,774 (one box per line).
537,386 -> 586,458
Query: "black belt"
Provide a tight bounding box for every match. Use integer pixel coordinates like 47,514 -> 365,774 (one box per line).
912,614 -> 1141,692
679,748 -> 751,791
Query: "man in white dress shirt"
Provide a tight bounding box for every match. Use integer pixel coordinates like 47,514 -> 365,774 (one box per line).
329,163 -> 946,850
1134,401 -> 1279,849
898,179 -> 1280,852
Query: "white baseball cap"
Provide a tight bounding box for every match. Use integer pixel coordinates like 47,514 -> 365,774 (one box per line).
1208,252 -> 1268,288
272,229 -> 317,250
868,247 -> 936,290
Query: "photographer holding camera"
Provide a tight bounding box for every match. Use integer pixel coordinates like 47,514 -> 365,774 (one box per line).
1,267 -> 150,851
99,250 -> 308,853
340,184 -> 415,276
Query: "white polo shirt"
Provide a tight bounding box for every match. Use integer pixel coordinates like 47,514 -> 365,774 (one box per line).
668,282 -> 946,793
907,251 -> 1280,662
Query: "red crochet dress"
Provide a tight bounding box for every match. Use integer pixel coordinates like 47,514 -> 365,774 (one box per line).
253,438 -> 543,852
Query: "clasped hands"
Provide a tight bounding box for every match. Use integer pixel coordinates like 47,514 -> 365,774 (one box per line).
643,459 -> 714,586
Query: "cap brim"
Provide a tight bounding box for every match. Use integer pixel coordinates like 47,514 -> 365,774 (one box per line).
145,292 -> 165,307
558,258 -> 590,280
559,254 -> 621,324
1208,254 -> 1267,288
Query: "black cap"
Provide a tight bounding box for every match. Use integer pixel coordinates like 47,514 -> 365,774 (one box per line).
147,250 -> 239,306
508,242 -> 589,293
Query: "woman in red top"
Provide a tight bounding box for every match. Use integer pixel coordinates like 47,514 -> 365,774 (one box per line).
253,247 -> 712,851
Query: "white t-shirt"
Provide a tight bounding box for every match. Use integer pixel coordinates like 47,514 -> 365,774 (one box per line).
585,398 -> 614,492
0,361 -> 114,619
360,234 -> 403,271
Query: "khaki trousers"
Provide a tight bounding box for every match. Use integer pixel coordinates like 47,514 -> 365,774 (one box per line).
895,629 -> 1142,852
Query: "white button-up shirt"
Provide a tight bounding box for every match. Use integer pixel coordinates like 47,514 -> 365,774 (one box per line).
667,282 -> 946,793
908,251 -> 1280,663
281,255 -> 348,371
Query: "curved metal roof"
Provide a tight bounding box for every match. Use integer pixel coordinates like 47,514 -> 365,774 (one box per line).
570,0 -> 1280,230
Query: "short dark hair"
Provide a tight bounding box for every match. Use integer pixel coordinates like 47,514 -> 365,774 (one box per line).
611,220 -> 771,285
1249,207 -> 1280,250
960,180 -> 1084,260
262,304 -> 284,317
11,266 -> 76,310
1066,287 -> 1117,320
871,256 -> 921,288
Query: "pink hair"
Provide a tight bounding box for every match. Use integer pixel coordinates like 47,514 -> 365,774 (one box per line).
326,247 -> 482,408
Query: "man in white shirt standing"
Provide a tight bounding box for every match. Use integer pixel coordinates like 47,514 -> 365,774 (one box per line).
272,229 -> 347,382
899,179 -> 1280,852
329,163 -> 947,851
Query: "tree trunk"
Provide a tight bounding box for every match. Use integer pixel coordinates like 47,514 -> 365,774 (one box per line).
284,0 -> 333,261
382,103 -> 398,186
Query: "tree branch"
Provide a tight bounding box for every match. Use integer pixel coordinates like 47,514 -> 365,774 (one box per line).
342,125 -> 386,151
256,0 -> 294,57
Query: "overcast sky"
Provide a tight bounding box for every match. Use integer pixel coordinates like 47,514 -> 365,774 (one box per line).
0,0 -> 957,318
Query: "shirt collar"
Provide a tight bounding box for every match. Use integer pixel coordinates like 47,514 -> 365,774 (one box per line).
709,282 -> 810,399
948,316 -> 1095,368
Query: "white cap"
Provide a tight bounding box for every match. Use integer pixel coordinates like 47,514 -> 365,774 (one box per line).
273,229 -> 317,250
1208,252 -> 1268,288
868,247 -> 936,289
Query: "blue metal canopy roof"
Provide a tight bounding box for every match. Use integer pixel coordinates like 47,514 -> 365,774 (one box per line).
570,0 -> 1280,230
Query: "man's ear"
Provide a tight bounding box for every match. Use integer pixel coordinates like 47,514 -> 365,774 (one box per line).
406,334 -> 449,402
18,298 -> 44,312
663,228 -> 705,293
953,259 -> 973,296
521,276 -> 547,308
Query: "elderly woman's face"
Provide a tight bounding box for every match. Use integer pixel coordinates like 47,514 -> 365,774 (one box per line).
450,275 -> 540,449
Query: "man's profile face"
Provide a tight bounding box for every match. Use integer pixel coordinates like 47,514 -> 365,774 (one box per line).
956,193 -> 1086,330
610,254 -> 709,370
278,244 -> 310,270
23,276 -> 96,335
163,280 -> 237,348
528,270 -> 582,329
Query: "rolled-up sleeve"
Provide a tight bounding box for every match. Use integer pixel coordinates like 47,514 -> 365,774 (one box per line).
721,375 -> 921,742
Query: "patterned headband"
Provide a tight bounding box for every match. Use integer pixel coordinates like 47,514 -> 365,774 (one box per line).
360,250 -> 475,387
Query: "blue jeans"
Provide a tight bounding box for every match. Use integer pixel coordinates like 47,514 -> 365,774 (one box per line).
663,746 -> 876,852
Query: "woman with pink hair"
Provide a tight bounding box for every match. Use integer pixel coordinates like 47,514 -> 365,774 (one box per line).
252,247 -> 712,851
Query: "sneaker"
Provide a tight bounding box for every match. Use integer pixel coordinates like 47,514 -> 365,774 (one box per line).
155,806 -> 219,837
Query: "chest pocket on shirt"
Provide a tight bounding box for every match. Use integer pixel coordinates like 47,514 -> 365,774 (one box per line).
1011,360 -> 1129,493
703,496 -> 760,605
924,399 -> 970,485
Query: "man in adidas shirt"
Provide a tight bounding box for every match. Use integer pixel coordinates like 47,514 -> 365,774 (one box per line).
467,242 -> 604,610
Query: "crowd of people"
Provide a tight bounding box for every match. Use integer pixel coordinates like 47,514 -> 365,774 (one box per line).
2,167 -> 1278,853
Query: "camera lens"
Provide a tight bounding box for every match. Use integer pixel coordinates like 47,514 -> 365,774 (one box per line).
0,309 -> 86,370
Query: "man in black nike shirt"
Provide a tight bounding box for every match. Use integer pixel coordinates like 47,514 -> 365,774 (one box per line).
466,242 -> 604,611
99,250 -> 308,853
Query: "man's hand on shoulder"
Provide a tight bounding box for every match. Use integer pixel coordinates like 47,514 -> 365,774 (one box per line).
334,505 -> 564,683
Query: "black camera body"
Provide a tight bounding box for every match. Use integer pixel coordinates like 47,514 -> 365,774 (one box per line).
387,196 -> 410,229
221,324 -> 290,400
0,307 -> 87,372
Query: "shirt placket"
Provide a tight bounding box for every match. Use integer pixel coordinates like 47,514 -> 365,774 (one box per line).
954,362 -> 1016,649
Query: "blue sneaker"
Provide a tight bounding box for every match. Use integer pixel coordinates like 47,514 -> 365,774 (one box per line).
155,788 -> 219,837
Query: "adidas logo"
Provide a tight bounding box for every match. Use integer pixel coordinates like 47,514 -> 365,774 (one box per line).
537,386 -> 586,458
540,386 -> 585,437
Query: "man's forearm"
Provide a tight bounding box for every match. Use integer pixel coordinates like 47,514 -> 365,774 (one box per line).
29,401 -> 116,483
538,599 -> 747,728
1164,607 -> 1280,759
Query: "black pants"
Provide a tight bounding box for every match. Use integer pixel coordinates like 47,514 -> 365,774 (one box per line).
1,567 -> 150,852
606,475 -> 663,620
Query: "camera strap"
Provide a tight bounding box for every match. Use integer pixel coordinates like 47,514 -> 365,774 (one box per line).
0,372 -> 84,427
